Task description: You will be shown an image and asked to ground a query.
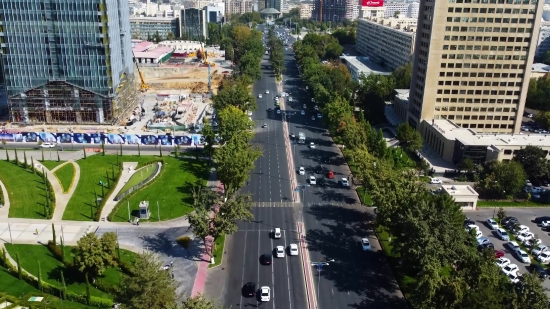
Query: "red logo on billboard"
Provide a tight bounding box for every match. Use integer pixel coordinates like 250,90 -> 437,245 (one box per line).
362,0 -> 383,6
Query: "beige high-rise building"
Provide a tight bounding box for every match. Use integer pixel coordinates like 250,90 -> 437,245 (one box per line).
408,0 -> 544,134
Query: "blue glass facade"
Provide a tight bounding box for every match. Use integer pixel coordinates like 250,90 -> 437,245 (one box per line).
0,0 -> 137,124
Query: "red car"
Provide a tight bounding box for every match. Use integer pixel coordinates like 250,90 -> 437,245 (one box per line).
327,171 -> 334,179
494,250 -> 505,258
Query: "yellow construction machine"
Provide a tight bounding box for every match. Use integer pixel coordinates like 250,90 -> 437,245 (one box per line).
132,50 -> 149,92
201,42 -> 215,67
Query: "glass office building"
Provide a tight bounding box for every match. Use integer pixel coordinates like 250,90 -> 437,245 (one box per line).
0,0 -> 137,124
130,17 -> 180,40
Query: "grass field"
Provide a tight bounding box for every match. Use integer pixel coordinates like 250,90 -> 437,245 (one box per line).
0,266 -> 97,309
209,234 -> 226,268
356,187 -> 373,206
110,157 -> 209,222
96,249 -> 138,288
0,161 -> 50,219
118,163 -> 158,194
54,163 -> 76,193
40,160 -> 66,170
4,244 -> 112,299
477,200 -> 550,207
62,155 -> 159,221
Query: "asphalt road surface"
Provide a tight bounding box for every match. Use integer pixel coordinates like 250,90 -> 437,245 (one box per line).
281,32 -> 407,309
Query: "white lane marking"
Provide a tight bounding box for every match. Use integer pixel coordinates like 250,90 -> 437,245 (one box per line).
257,229 -> 261,307
239,231 -> 248,309
284,229 -> 293,309
271,227 -> 276,309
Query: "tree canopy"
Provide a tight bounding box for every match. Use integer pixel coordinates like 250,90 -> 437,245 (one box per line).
73,232 -> 118,278
526,77 -> 550,111
513,145 -> 548,183
396,123 -> 423,153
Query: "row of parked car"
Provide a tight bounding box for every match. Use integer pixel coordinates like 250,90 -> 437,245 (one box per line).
465,216 -> 550,283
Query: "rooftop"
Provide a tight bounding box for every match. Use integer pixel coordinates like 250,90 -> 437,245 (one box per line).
132,41 -> 155,52
129,16 -> 177,22
134,46 -> 174,59
442,185 -> 479,197
427,119 -> 550,148
532,63 -> 550,73
261,8 -> 281,14
359,17 -> 417,34
340,56 -> 392,76
394,89 -> 409,103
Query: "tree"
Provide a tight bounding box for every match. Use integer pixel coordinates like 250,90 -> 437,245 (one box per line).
497,207 -> 506,225
166,31 -> 175,40
23,151 -> 28,169
52,223 -> 56,246
201,124 -> 217,159
118,252 -> 179,309
74,233 -> 117,278
396,123 -> 423,153
100,232 -> 119,263
206,23 -> 222,45
211,194 -> 254,242
60,270 -> 66,299
393,10 -> 401,17
218,105 -> 253,143
212,77 -> 257,112
475,161 -> 526,199
391,62 -> 412,89
153,30 -> 162,43
213,136 -> 262,198
458,157 -> 475,175
16,252 -> 22,279
187,185 -> 218,257
85,273 -> 91,305
513,145 -> 548,183
180,294 -> 224,309
37,261 -> 43,291
512,273 -> 548,309
543,50 -> 550,65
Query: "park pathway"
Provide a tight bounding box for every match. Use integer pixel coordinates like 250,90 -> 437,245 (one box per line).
99,162 -> 138,221
51,161 -> 81,221
0,179 -> 10,218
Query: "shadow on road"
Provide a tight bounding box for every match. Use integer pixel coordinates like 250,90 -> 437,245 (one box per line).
139,227 -> 202,261
305,205 -> 405,309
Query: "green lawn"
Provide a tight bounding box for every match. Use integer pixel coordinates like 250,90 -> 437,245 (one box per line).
118,163 -> 158,194
0,266 -> 97,309
356,187 -> 373,206
209,234 -> 226,269
4,244 -> 111,299
54,163 -> 76,193
477,200 -> 550,207
96,249 -> 138,288
0,161 -> 50,219
62,155 -> 159,221
40,160 -> 67,170
110,157 -> 209,222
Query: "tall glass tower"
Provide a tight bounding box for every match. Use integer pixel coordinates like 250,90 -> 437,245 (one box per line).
0,0 -> 137,124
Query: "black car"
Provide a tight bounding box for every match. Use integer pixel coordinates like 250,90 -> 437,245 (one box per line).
464,218 -> 475,226
315,165 -> 323,174
502,217 -> 519,226
534,216 -> 550,224
267,108 -> 273,112
243,282 -> 257,297
477,242 -> 494,251
261,253 -> 272,265
318,178 -> 327,187
530,264 -> 548,279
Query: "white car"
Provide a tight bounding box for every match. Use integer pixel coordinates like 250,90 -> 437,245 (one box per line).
276,109 -> 281,114
502,263 -> 519,276
258,94 -> 263,98
289,244 -> 298,256
260,286 -> 271,301
309,175 -> 317,185
506,241 -> 520,252
276,246 -> 285,258
303,104 -> 307,109
361,238 -> 371,251
516,231 -> 534,242
429,177 -> 442,184
300,110 -> 305,115
289,97 -> 293,102
524,238 -> 541,247
532,244 -> 548,256
508,271 -> 521,284
465,224 -> 479,232
537,251 -> 550,263
310,142 -> 315,149
314,105 -> 319,111
341,178 -> 349,187
299,166 -> 305,175
41,142 -> 56,148
513,225 -> 529,235
274,228 -> 281,239
265,90 -> 269,94
515,249 -> 530,263
486,218 -> 499,230
311,98 -> 315,102
311,116 -> 315,121
496,228 -> 510,241
496,257 -> 510,268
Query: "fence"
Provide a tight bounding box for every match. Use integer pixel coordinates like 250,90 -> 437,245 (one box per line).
114,163 -> 161,201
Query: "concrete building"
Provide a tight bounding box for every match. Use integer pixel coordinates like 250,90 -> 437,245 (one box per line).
312,0 -> 356,22
339,56 -> 391,81
132,41 -> 174,64
531,62 -> 550,78
130,17 -> 180,40
260,8 -> 282,22
421,118 -> 550,165
407,2 -> 419,19
265,0 -> 282,11
0,0 -> 137,125
360,5 -> 385,19
225,0 -> 254,15
356,17 -> 416,70
383,2 -> 409,18
535,21 -> 550,59
181,8 -> 208,41
408,0 -> 545,134
442,185 -> 479,210
300,2 -> 315,19
206,3 -> 226,23
393,89 -> 410,122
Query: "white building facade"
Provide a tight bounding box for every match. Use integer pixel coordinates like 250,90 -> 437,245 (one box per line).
536,22 -> 550,59
383,2 -> 409,18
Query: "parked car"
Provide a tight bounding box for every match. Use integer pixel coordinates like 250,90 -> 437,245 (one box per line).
537,251 -> 550,264
360,238 -> 371,251
496,257 -> 510,268
496,228 -> 510,241
429,177 -> 442,184
535,216 -> 550,224
532,244 -> 548,256
502,263 -> 519,276
486,218 -> 499,230
515,249 -> 531,263
506,241 -> 520,252
507,271 -> 521,284
494,250 -> 505,258
530,263 -> 548,279
513,225 -> 530,235
502,217 -> 519,226
516,231 -> 534,242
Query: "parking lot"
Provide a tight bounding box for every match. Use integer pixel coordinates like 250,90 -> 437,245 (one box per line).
466,208 -> 550,294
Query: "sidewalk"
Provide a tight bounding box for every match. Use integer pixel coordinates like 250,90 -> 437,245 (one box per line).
99,161 -> 139,220
51,161 -> 81,220
0,179 -> 11,218
191,167 -> 219,297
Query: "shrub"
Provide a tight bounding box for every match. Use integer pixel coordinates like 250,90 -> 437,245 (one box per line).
177,235 -> 192,249
46,241 -> 64,262
94,163 -> 123,221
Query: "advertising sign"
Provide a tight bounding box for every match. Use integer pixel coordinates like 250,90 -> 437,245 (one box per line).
106,134 -> 125,145
158,135 -> 172,146
73,133 -> 87,144
362,0 -> 383,6
39,132 -> 57,143
23,132 -> 39,143
88,133 -> 102,144
125,134 -> 141,145
57,133 -> 72,144
0,132 -> 23,142
141,135 -> 158,145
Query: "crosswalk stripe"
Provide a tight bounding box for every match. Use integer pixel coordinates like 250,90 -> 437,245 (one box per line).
251,202 -> 301,207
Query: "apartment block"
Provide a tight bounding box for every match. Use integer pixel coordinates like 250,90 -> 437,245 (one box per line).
360,5 -> 386,19
383,2 -> 409,17
408,0 -> 544,135
312,0 -> 356,22
0,0 -> 137,125
357,17 -> 416,70
225,0 -> 254,15
181,8 -> 208,40
130,17 -> 180,40
300,2 -> 315,19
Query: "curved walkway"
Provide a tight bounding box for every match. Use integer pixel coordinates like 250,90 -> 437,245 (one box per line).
52,161 -> 81,221
0,179 -> 10,218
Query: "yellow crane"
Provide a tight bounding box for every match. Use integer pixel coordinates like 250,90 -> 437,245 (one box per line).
132,50 -> 149,92
200,42 -> 215,67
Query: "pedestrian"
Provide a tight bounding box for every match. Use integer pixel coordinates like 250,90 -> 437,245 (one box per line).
136,218 -> 140,226
170,260 -> 173,268
171,272 -> 174,279
35,229 -> 38,235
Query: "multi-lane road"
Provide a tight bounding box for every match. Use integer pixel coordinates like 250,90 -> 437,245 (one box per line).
223,25 -> 406,309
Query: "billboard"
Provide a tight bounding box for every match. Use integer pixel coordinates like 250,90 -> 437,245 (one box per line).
106,134 -> 125,145
125,134 -> 141,145
39,132 -> 57,143
57,133 -> 73,144
0,132 -> 23,142
362,0 -> 383,6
